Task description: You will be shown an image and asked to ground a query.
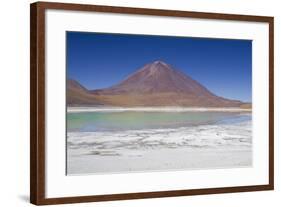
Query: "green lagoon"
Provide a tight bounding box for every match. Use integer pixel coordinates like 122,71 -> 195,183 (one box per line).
67,111 -> 251,132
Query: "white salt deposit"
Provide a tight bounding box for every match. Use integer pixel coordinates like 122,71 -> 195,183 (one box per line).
67,120 -> 252,175
67,107 -> 251,113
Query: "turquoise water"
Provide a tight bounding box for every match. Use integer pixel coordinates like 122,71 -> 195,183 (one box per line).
67,111 -> 251,132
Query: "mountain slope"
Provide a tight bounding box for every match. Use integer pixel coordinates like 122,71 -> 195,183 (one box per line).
67,61 -> 245,107
67,79 -> 103,106
91,61 -> 213,95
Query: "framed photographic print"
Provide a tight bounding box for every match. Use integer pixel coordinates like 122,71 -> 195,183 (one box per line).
30,1 -> 274,205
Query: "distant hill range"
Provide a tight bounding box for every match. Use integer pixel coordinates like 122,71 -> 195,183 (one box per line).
67,60 -> 251,108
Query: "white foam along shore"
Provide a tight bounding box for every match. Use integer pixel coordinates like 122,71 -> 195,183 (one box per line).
67,106 -> 251,113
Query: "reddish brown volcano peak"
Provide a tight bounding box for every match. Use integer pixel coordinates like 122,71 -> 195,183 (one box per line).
92,60 -> 215,96
68,61 -> 245,107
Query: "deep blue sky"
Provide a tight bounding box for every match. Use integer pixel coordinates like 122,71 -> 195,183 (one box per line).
67,32 -> 252,102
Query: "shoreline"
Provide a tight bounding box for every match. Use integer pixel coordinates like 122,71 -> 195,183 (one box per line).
67,106 -> 252,113
67,120 -> 252,174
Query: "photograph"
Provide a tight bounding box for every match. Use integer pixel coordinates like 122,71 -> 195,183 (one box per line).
66,32 -> 252,175
29,2 -> 273,204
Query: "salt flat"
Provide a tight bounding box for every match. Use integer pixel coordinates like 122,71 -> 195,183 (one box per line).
67,119 -> 252,175
67,107 -> 251,113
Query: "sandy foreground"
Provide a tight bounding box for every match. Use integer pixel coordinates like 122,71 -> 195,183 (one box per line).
67,106 -> 251,113
68,147 -> 251,175
67,120 -> 252,175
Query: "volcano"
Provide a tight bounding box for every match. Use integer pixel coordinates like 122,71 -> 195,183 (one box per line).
67,61 -> 246,107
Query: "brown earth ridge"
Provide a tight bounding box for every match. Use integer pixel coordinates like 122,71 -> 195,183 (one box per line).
67,60 -> 251,108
